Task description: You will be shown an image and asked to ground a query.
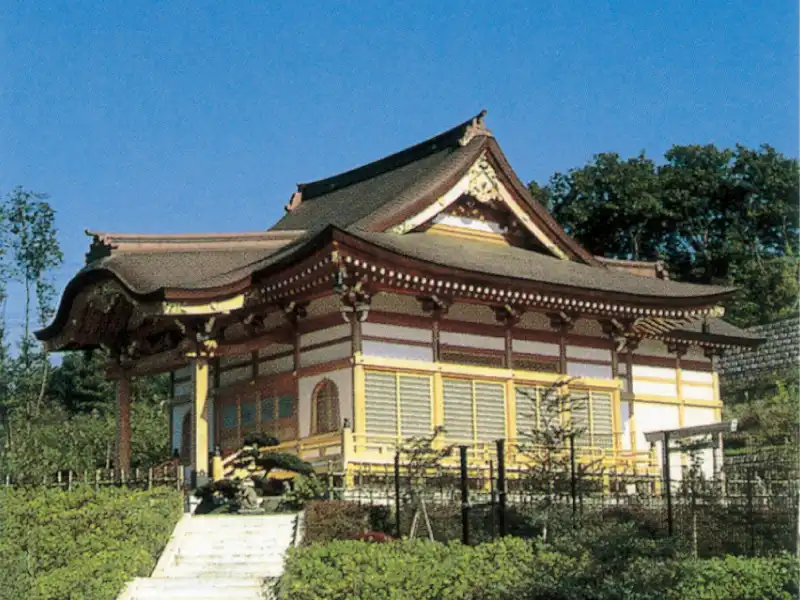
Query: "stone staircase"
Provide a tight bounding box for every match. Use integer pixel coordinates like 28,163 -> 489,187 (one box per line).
118,513 -> 299,600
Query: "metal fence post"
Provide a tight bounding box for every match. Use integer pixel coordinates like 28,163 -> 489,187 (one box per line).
489,459 -> 496,540
496,439 -> 507,537
394,451 -> 401,538
663,432 -> 673,537
569,433 -> 577,527
460,445 -> 470,545
747,466 -> 755,557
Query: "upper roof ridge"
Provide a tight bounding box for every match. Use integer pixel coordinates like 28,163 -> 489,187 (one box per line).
294,110 -> 491,203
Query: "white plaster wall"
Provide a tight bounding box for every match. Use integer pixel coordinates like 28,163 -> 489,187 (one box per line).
300,324 -> 351,348
362,322 -> 432,343
684,406 -> 717,427
441,331 -> 504,350
567,362 -> 613,380
620,401 -> 633,450
299,342 -> 351,368
636,403 -> 682,481
632,365 -> 676,379
259,355 -> 295,375
433,213 -> 506,234
298,368 -> 353,438
362,340 -> 433,362
682,407 -> 718,479
681,370 -> 713,384
171,403 -> 191,453
567,345 -> 610,361
632,365 -> 677,397
633,380 -> 678,397
512,339 -> 559,356
682,385 -> 715,401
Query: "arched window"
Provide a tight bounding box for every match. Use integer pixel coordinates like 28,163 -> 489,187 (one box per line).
312,379 -> 340,435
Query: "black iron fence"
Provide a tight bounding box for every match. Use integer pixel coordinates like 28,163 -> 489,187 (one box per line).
325,440 -> 799,557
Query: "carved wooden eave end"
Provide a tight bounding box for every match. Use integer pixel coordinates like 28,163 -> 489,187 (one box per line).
459,109 -> 493,147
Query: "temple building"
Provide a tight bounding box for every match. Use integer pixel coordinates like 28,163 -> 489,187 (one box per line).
36,112 -> 761,486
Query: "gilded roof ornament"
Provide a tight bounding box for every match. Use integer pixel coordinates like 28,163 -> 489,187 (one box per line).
467,155 -> 502,204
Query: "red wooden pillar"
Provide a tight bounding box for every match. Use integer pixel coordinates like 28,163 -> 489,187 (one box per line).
116,376 -> 132,475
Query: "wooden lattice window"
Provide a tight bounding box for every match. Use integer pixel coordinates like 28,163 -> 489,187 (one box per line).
364,371 -> 433,438
312,379 -> 340,435
443,378 -> 506,443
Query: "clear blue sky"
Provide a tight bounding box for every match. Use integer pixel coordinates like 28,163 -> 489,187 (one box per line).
1,1 -> 797,335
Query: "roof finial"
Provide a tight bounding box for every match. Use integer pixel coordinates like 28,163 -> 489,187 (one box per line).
459,109 -> 493,146
285,188 -> 303,213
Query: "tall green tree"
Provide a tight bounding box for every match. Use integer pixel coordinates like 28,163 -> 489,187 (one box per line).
532,143 -> 799,327
545,152 -> 663,260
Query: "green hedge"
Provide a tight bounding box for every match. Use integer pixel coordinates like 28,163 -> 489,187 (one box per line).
281,537 -> 800,600
0,486 -> 183,600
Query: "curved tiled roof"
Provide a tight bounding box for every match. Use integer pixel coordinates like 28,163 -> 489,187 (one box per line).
270,114 -> 489,233
347,230 -> 736,301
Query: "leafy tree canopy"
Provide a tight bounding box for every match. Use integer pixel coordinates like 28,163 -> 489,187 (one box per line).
532,144 -> 799,327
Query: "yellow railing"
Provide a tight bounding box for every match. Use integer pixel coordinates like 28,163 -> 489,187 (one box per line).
220,428 -> 659,481
349,431 -> 657,475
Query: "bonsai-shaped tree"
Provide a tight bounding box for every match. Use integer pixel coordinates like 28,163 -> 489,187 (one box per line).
398,426 -> 454,540
196,431 -> 315,513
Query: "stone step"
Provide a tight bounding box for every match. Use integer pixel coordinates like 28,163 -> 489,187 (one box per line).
166,560 -> 286,579
177,529 -> 295,539
176,540 -> 292,554
120,577 -> 272,600
175,551 -> 288,562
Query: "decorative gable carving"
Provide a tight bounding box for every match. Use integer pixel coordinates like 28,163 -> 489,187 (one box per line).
466,156 -> 502,204
388,152 -> 570,259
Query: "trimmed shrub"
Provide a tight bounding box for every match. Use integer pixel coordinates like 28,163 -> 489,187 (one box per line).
281,532 -> 800,600
0,486 -> 183,600
302,500 -> 372,544
280,537 -> 538,600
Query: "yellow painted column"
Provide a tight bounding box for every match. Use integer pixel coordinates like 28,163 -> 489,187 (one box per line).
712,372 -> 720,404
612,387 -> 623,454
432,372 -> 444,428
352,359 -> 365,453
192,357 -> 210,485
505,379 -> 517,466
